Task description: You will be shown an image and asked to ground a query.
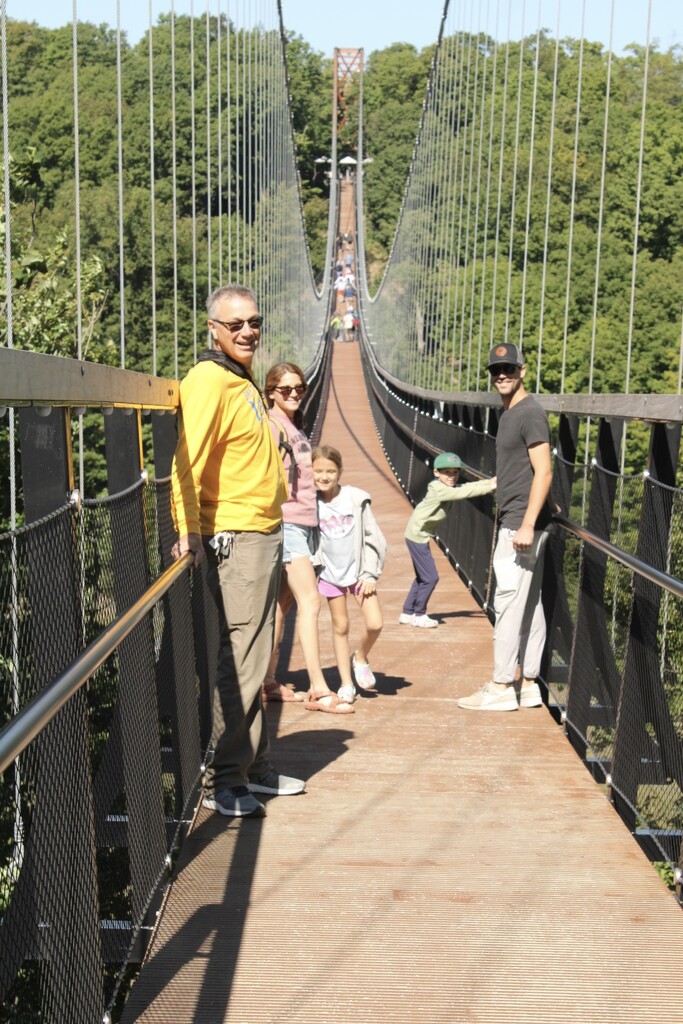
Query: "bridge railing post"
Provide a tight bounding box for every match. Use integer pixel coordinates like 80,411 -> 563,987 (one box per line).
564,418 -> 624,770
102,409 -> 168,930
542,413 -> 579,715
611,422 -> 683,874
10,407 -> 104,1021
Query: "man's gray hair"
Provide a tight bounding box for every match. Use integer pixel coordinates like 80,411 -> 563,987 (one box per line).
206,284 -> 258,319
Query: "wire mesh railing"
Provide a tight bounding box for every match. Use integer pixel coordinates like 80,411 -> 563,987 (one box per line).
0,478 -> 219,1023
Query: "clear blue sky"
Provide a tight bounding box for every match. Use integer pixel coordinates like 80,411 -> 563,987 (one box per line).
12,0 -> 681,56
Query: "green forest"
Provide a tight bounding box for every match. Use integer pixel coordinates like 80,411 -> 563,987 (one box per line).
361,35 -> 683,399
1,19 -> 682,395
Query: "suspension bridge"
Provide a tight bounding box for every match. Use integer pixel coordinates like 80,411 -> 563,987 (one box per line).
1,1 -> 683,1021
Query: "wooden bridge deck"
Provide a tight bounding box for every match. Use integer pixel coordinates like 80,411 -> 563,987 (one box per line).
122,342 -> 683,1023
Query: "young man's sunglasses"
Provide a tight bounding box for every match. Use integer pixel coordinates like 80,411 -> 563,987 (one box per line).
489,364 -> 519,376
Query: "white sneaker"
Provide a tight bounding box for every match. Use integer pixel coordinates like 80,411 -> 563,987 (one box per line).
457,682 -> 519,711
413,614 -> 438,628
338,684 -> 357,704
398,613 -> 415,625
351,652 -> 376,690
519,681 -> 542,708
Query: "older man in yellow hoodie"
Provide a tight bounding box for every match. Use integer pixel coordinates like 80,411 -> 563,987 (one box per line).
171,283 -> 305,818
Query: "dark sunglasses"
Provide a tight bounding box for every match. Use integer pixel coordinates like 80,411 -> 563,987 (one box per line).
489,363 -> 519,376
213,315 -> 264,332
273,384 -> 307,397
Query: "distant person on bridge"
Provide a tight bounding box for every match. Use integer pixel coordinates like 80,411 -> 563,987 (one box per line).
312,445 -> 386,704
343,308 -> 356,342
458,343 -> 553,712
264,364 -> 354,715
400,453 -> 497,628
170,284 -> 306,817
329,311 -> 343,342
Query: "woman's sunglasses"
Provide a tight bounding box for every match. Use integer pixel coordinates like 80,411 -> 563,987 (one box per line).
273,384 -> 307,397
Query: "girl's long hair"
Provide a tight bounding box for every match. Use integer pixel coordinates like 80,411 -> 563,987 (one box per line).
264,362 -> 306,429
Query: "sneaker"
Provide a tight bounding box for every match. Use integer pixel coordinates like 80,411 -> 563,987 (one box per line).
398,613 -> 415,625
413,614 -> 438,629
519,681 -> 543,708
203,786 -> 266,817
338,684 -> 357,704
457,682 -> 519,711
247,770 -> 306,796
351,652 -> 376,690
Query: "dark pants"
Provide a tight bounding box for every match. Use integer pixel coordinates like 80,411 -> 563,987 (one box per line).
203,528 -> 282,791
403,539 -> 439,616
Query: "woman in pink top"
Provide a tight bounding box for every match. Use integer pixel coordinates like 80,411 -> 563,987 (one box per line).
263,363 -> 354,714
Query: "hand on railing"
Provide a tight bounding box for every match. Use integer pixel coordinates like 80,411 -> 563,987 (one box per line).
172,532 -> 205,567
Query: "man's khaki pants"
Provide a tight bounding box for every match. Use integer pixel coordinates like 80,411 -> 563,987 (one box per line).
203,528 -> 282,792
492,526 -> 548,684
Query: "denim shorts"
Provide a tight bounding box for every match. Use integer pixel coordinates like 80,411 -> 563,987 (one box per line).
282,522 -> 318,564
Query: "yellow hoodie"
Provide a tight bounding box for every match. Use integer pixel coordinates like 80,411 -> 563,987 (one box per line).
171,359 -> 287,536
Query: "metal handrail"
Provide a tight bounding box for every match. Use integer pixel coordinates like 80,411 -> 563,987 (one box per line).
0,552 -> 194,775
554,514 -> 683,600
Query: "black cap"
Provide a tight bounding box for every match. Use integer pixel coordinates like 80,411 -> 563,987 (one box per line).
487,342 -> 524,369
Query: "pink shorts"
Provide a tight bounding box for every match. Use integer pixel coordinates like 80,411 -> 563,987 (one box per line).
318,578 -> 362,599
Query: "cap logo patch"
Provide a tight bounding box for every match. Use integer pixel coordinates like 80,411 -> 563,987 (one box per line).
495,345 -> 508,357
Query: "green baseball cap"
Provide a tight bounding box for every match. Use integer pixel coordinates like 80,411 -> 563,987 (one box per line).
434,452 -> 462,470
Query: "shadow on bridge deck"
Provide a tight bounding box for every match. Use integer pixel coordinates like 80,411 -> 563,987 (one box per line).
121,343 -> 683,1024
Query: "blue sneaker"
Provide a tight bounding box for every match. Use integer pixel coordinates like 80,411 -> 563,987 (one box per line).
203,786 -> 266,817
247,770 -> 305,796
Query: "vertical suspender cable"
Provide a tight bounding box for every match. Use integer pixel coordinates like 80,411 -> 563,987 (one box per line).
116,0 -> 126,368
71,2 -> 83,366
148,0 -> 158,374
242,4 -> 248,287
1,0 -> 16,529
190,0 -> 198,361
489,2 -> 511,352
1,0 -> 22,859
503,0 -> 525,345
226,0 -> 233,278
71,0 -> 85,497
478,0 -> 500,394
587,1 -> 615,398
205,2 -> 212,294
535,0 -> 561,393
624,0 -> 652,399
248,4 -> 253,292
446,26 -> 468,390
468,13 -> 491,392
216,1 -> 223,281
456,12 -> 477,389
436,32 -> 456,391
518,2 -> 541,357
434,31 -> 458,391
561,0 -> 586,394
461,11 -> 482,391
170,0 -> 179,378
234,1 -> 241,274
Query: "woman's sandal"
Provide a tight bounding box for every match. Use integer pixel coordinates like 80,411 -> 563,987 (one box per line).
262,677 -> 305,703
303,691 -> 355,714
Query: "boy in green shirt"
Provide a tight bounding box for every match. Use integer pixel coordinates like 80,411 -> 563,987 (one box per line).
400,452 -> 496,628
